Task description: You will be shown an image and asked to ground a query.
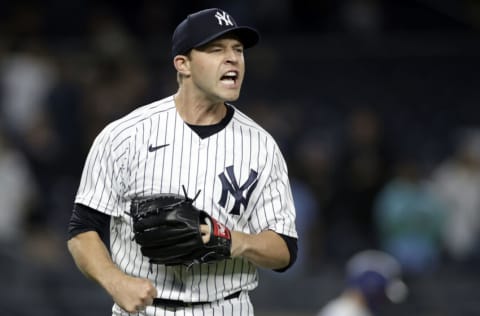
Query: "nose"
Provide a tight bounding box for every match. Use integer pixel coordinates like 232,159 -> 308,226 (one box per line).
225,48 -> 239,64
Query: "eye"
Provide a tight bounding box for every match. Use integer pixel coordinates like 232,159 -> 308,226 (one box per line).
208,46 -> 223,53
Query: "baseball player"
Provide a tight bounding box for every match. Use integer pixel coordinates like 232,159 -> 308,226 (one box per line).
67,8 -> 298,316
317,250 -> 408,316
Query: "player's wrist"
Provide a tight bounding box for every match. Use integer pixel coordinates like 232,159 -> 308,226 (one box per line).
100,266 -> 130,296
230,231 -> 249,258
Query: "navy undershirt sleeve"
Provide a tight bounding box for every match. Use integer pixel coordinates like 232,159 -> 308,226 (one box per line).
68,203 -> 111,247
274,234 -> 298,272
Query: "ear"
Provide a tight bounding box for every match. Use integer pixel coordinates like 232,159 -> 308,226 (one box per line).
173,55 -> 190,76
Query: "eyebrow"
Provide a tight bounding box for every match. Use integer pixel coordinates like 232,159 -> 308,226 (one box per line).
197,38 -> 244,51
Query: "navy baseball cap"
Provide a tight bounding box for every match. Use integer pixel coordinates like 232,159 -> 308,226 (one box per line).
346,250 -> 408,304
172,8 -> 260,57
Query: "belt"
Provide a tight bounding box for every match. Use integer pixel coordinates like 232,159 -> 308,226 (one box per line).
152,291 -> 241,308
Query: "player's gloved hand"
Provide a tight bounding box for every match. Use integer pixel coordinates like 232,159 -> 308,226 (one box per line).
195,211 -> 232,261
128,187 -> 231,267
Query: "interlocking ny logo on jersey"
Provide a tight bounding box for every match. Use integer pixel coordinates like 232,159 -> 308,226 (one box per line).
214,11 -> 234,26
218,166 -> 258,215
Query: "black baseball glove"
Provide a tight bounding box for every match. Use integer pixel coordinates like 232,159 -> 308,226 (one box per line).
128,189 -> 231,267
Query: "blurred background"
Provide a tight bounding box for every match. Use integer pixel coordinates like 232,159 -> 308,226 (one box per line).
0,0 -> 479,315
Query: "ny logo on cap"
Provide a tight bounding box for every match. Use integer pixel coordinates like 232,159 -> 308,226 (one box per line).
214,11 -> 234,26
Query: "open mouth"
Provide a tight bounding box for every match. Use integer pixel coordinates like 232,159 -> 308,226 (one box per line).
220,71 -> 238,85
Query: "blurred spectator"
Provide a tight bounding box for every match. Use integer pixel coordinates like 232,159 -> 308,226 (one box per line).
45,52 -> 86,174
0,37 -> 67,237
81,54 -> 150,142
87,4 -> 138,59
0,124 -> 37,245
323,107 -> 393,263
374,153 -> 446,276
317,249 -> 408,316
286,177 -> 321,276
0,40 -> 56,141
81,9 -> 151,142
289,128 -> 336,269
430,128 -> 480,264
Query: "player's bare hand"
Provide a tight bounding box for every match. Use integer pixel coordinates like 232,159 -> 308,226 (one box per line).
108,274 -> 157,313
200,224 -> 211,244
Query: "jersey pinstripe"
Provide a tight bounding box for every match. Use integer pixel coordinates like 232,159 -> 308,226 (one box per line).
75,95 -> 297,313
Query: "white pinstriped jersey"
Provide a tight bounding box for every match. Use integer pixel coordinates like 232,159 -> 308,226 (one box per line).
75,95 -> 297,314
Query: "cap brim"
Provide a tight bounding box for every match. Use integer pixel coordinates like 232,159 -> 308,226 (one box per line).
193,26 -> 260,50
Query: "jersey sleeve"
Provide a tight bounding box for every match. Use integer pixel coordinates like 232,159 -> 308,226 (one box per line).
249,145 -> 298,238
75,124 -> 127,216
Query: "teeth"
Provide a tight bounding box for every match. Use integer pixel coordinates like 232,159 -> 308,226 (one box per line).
225,71 -> 237,76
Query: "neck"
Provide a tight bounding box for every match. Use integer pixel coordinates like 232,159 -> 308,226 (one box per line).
174,89 -> 227,126
343,288 -> 369,307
